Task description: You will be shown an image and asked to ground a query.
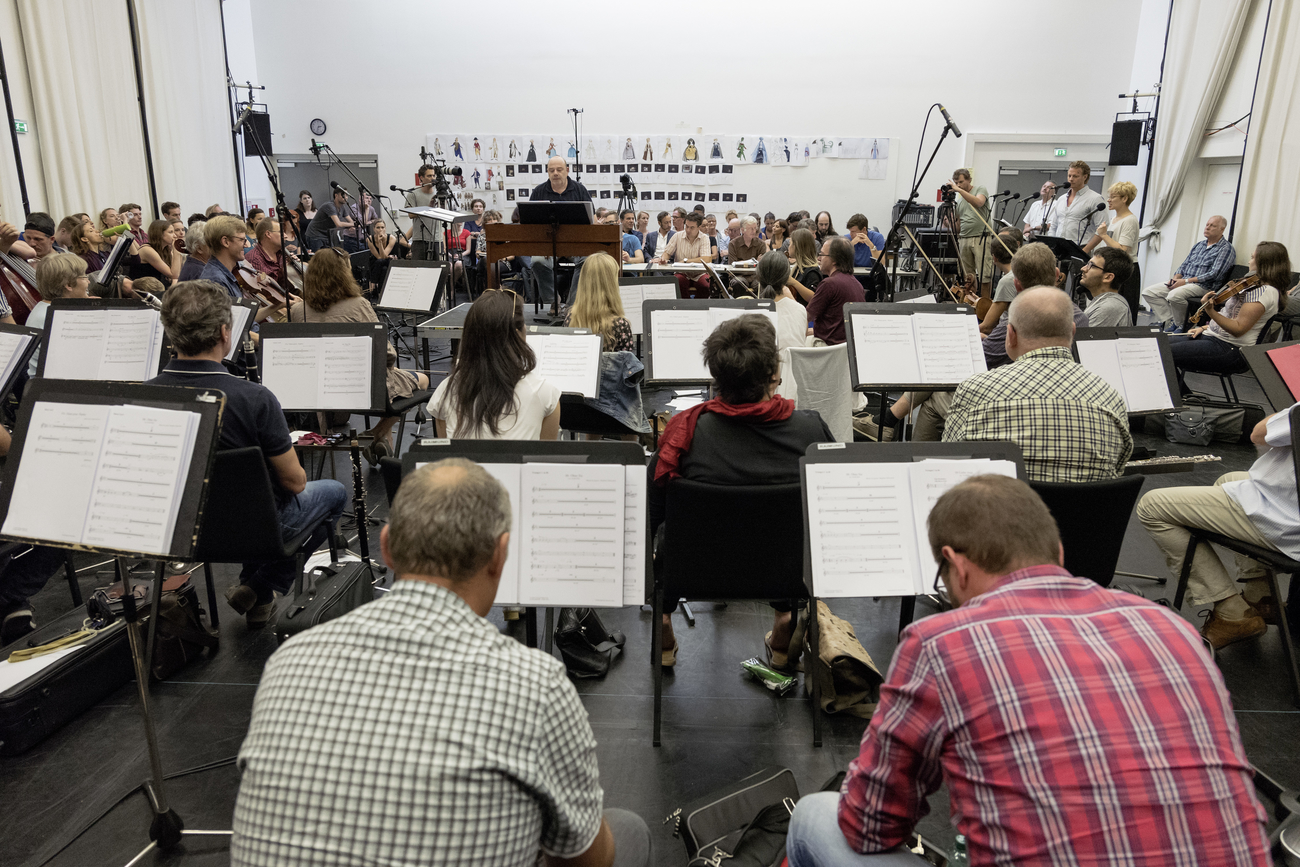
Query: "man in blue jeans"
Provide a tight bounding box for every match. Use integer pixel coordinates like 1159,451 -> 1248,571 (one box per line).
150,280 -> 346,627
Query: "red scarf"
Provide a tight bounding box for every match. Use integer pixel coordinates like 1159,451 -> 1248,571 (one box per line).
653,396 -> 795,483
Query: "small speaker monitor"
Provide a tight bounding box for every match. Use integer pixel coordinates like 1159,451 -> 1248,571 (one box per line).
243,112 -> 273,157
1109,120 -> 1143,166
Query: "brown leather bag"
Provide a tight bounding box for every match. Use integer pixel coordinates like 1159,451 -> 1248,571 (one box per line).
807,600 -> 883,719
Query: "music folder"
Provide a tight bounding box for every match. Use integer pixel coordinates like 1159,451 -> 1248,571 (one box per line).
39,298 -> 168,382
643,299 -> 777,385
843,303 -> 985,390
1035,235 -> 1091,262
515,200 -> 594,225
376,259 -> 447,313
618,275 -> 678,335
0,323 -> 42,398
1072,327 -> 1180,414
0,380 -> 224,560
258,322 -> 387,413
224,299 -> 259,362
524,326 -> 602,398
1242,338 -> 1300,412
801,442 -> 1025,599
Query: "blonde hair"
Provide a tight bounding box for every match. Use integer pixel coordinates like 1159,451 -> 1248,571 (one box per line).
1108,181 -> 1137,205
789,228 -> 819,271
568,252 -> 626,350
204,215 -> 247,252
35,252 -> 87,301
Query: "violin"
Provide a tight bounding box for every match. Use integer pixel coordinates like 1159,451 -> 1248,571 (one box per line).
1190,272 -> 1261,326
236,261 -> 288,306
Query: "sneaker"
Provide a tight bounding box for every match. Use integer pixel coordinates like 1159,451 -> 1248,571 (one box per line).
853,414 -> 896,442
1,608 -> 35,645
1200,610 -> 1267,650
1163,322 -> 1183,334
225,583 -> 258,615
246,600 -> 276,629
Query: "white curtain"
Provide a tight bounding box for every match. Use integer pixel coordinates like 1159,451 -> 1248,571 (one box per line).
1144,0 -> 1253,247
136,0 -> 238,219
15,0 -> 150,220
1234,0 -> 1300,258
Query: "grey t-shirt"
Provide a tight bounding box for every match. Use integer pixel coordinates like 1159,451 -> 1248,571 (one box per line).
404,188 -> 438,244
1085,291 -> 1134,328
306,202 -> 340,242
993,271 -> 1017,303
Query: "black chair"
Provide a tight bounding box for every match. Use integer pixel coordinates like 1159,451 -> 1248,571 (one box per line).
1120,260 -> 1142,324
362,388 -> 434,458
559,394 -> 645,439
654,479 -> 819,747
379,455 -> 403,506
1171,404 -> 1300,706
193,447 -> 338,626
1029,475 -> 1146,588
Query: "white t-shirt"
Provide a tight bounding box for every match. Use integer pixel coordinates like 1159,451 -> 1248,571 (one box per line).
1023,199 -> 1058,234
1097,212 -> 1139,252
774,296 -> 808,351
428,369 -> 561,439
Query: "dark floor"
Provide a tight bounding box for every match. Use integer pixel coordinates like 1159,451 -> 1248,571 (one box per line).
2,329 -> 1298,867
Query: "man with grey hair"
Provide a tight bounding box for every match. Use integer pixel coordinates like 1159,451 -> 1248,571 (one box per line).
231,459 -> 652,867
943,286 -> 1132,482
1141,215 -> 1236,332
178,221 -> 209,281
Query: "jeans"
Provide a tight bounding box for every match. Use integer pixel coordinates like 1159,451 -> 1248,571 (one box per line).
0,545 -> 68,611
240,479 -> 347,600
787,792 -> 928,867
1168,333 -> 1246,394
532,256 -> 586,307
604,808 -> 653,867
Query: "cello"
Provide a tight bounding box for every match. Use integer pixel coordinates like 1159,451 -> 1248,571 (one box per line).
0,247 -> 40,324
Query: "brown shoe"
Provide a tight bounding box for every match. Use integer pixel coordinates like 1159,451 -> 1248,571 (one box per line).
852,414 -> 896,442
1200,610 -> 1267,650
1248,597 -> 1279,625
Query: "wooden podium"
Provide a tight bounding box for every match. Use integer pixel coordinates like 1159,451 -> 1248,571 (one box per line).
484,223 -> 620,289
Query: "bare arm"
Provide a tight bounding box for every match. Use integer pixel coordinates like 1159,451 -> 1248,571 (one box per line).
1250,411 -> 1280,446
540,404 -> 561,441
267,448 -> 307,495
1202,298 -> 1265,338
544,818 -> 614,867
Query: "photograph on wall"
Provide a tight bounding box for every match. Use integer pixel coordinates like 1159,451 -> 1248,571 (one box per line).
654,191 -> 665,200
722,193 -> 734,202
708,193 -> 720,201
531,163 -> 543,173
505,164 -> 515,178
517,188 -> 531,200
613,164 -> 625,174
736,193 -> 748,203
709,165 -> 733,187
693,192 -> 706,202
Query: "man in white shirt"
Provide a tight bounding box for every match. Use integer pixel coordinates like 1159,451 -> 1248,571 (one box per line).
1138,405 -> 1300,649
1051,162 -> 1106,249
1022,181 -> 1058,239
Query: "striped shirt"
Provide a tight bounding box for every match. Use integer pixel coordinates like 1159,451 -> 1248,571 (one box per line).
838,565 -> 1271,865
943,346 -> 1132,482
1175,237 -> 1237,294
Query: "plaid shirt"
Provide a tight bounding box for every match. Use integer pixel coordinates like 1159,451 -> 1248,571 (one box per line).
838,566 -> 1271,865
1176,237 -> 1237,293
231,580 -> 604,866
943,346 -> 1132,482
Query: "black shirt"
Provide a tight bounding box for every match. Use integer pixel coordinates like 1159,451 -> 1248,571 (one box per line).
529,177 -> 591,202
306,202 -> 343,242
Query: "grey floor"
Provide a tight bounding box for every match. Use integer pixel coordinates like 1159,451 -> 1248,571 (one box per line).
2,331 -> 1298,867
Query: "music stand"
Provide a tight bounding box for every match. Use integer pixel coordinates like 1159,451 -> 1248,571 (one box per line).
642,298 -> 775,386
38,298 -> 169,381
375,259 -> 450,360
1073,326 -> 1182,414
1036,235 -> 1090,263
0,380 -> 226,859
1242,339 -> 1300,412
0,322 -> 42,399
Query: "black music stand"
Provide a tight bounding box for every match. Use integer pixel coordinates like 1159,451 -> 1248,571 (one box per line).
38,298 -> 169,381
642,298 -> 775,387
1073,326 -> 1182,414
375,259 -> 450,360
0,322 -> 42,399
517,200 -> 595,311
1242,339 -> 1300,412
0,380 -> 226,859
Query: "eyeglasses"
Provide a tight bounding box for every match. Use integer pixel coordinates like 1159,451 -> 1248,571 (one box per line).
932,552 -> 959,608
485,285 -> 519,299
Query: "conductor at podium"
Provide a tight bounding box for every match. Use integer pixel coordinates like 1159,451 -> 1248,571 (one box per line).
530,156 -> 592,313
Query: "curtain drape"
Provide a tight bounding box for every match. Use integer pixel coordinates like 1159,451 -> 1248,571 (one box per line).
1233,0 -> 1297,259
15,0 -> 150,221
1144,0 -> 1253,249
136,0 -> 237,219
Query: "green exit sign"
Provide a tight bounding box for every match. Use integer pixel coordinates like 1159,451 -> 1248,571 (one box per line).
1054,148 -> 1067,157
13,120 -> 27,134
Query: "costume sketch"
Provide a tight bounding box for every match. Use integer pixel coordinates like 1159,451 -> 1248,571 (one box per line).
472,168 -> 481,188
643,138 -> 653,160
567,141 -> 577,159
753,137 -> 767,164
782,138 -> 790,162
433,138 -> 443,156
710,138 -> 723,159
473,137 -> 481,159
546,138 -> 558,158
683,138 -> 698,160
508,139 -> 518,159
452,137 -> 463,160
663,138 -> 673,160
527,140 -> 537,161
491,138 -> 499,159
586,140 -> 597,161
871,139 -> 879,159
736,137 -> 746,160
623,138 -> 635,159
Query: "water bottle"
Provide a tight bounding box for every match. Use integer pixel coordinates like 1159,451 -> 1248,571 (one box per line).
951,833 -> 968,863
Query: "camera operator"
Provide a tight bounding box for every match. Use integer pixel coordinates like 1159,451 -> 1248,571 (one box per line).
946,169 -> 994,298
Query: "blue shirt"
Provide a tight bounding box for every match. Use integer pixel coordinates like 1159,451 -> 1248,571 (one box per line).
200,258 -> 242,300
846,229 -> 886,268
1176,238 -> 1237,293
621,233 -> 643,258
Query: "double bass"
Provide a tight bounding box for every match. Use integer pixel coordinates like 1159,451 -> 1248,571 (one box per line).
0,247 -> 40,324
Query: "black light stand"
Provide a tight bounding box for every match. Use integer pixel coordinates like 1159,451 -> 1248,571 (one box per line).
568,107 -> 584,183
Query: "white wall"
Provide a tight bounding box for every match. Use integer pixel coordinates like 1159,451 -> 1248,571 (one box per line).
0,0 -> 48,221
242,0 -> 1144,234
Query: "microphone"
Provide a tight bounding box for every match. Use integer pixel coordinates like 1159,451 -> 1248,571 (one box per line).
1093,202 -> 1107,212
330,180 -> 350,196
232,104 -> 252,133
102,223 -> 131,238
390,184 -> 415,194
991,189 -> 1012,197
938,104 -> 962,137
420,146 -> 429,163
310,139 -> 324,165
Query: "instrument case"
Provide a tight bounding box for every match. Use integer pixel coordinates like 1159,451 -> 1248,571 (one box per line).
273,560 -> 376,645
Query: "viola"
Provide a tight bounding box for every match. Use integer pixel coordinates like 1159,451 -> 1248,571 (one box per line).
1190,272 -> 1262,326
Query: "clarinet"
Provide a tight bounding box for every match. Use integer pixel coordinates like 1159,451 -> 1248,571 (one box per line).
348,428 -> 372,562
242,332 -> 260,383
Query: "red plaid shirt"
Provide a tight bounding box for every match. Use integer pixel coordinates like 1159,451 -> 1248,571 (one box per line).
839,565 -> 1269,866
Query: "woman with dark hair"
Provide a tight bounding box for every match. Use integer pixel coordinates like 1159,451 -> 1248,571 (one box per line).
786,228 -> 822,300
70,221 -> 136,273
767,219 -> 790,254
1170,241 -> 1288,396
128,220 -> 181,285
428,290 -> 561,440
99,207 -> 121,231
648,314 -> 832,666
755,251 -> 807,352
293,191 -> 317,241
814,211 -> 836,244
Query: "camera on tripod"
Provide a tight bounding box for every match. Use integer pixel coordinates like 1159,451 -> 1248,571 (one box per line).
939,183 -> 957,204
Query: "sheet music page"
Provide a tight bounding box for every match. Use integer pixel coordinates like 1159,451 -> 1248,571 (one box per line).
518,462 -> 624,607
526,333 -> 602,397
914,314 -> 977,383
619,285 -> 646,335
81,405 -> 199,555
100,309 -> 163,381
478,463 -> 522,607
627,285 -> 677,336
381,266 -> 442,311
898,294 -> 937,304
261,338 -> 320,409
2,401 -> 111,543
805,461 -> 921,598
1117,338 -> 1174,412
1075,341 -> 1127,408
966,314 -> 988,374
650,309 -> 710,380
0,332 -> 32,386
908,459 -> 1017,586
850,314 -> 920,385
224,305 -> 253,362
622,465 -> 646,606
42,311 -> 107,380
706,306 -> 777,336
318,336 -> 374,410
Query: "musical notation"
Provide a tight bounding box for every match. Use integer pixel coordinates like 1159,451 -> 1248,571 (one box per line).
518,463 -> 624,607
262,335 -> 374,410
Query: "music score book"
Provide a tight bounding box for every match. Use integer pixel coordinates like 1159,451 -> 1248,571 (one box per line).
0,325 -> 39,397
844,304 -> 985,389
1073,328 -> 1178,414
618,279 -> 678,335
377,261 -> 445,312
524,330 -> 602,398
259,323 -> 386,413
40,302 -> 166,382
644,300 -> 777,383
224,300 -> 257,362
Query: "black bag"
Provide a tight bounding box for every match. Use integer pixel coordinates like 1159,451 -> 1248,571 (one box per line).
1145,396 -> 1268,445
87,576 -> 219,681
667,766 -> 800,866
0,606 -> 133,755
273,560 -> 375,645
554,607 -> 625,678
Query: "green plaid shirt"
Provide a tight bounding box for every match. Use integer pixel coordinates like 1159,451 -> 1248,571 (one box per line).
943,346 -> 1132,482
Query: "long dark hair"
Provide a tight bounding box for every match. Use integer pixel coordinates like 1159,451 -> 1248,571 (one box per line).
445,291 -> 534,436
1254,241 -> 1292,292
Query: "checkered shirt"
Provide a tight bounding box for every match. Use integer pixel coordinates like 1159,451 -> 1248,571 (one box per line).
231,580 -> 603,867
839,566 -> 1271,865
943,346 -> 1132,482
1176,238 -> 1237,293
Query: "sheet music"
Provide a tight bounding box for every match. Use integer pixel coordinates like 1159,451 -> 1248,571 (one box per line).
381,266 -> 442,311
526,333 -> 602,397
914,314 -> 977,383
707,306 -> 778,336
909,459 -> 1017,580
0,331 -> 33,387
850,314 -> 920,384
224,305 -> 253,361
262,336 -> 374,410
320,337 -> 374,409
1075,341 -> 1126,406
1116,338 -> 1174,412
650,309 -> 710,380
897,294 -> 937,304
805,461 -> 921,598
967,315 -> 988,374
3,402 -> 111,543
619,285 -> 645,335
42,308 -> 161,381
517,462 -> 624,607
479,463 -> 522,607
622,465 -> 646,606
41,311 -> 105,380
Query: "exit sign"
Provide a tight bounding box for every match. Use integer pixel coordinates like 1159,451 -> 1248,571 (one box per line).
13,120 -> 27,134
1054,148 -> 1067,157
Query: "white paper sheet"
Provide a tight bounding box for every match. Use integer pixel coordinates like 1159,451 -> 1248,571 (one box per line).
224,305 -> 254,362
480,463 -> 522,606
0,645 -> 87,693
42,308 -> 162,381
622,283 -> 677,335
1075,341 -> 1127,406
0,331 -> 32,385
380,266 -> 443,312
622,465 -> 646,606
914,314 -> 977,383
850,314 -> 920,385
526,333 -> 602,397
967,315 -> 988,374
319,337 -> 374,410
262,336 -> 375,411
908,459 -> 1017,579
897,294 -> 937,304
518,462 -> 624,607
805,461 -> 921,597
1116,338 -> 1174,412
650,309 -> 710,380
2,402 -> 111,543
707,306 -> 778,337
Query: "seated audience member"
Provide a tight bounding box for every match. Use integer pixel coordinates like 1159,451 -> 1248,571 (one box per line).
1095,181 -> 1139,253
644,210 -> 673,261
1082,247 -> 1135,327
720,218 -> 741,260
120,203 -> 147,245
701,215 -> 721,262
70,220 -> 136,274
429,290 -> 561,440
150,281 -> 346,626
982,242 -> 1086,369
368,218 -> 401,289
618,210 -> 644,264
806,237 -> 864,345
786,474 -> 1271,867
131,276 -> 165,302
634,210 -> 648,242
762,212 -> 776,239
786,228 -> 822,299
768,219 -> 790,254
566,252 -> 635,352
186,212 -> 206,226
99,207 -> 121,230
650,315 -> 833,667
670,207 -> 686,234
246,208 -> 265,229
204,203 -> 225,218
160,201 -> 180,222
655,212 -> 713,298
1169,241 -> 1286,396
304,187 -> 355,252
1141,215 -> 1235,332
1139,403 -> 1300,649
201,215 -> 251,301
244,218 -> 297,290
844,214 -> 885,269
27,252 -> 86,374
230,458 -> 651,867
943,287 -> 1131,482
814,211 -> 836,245
178,222 -> 209,282
53,216 -> 81,251
9,212 -> 55,262
756,252 -> 812,353
293,190 -> 316,241
727,216 -> 766,265
289,248 -> 428,460
129,220 -> 182,286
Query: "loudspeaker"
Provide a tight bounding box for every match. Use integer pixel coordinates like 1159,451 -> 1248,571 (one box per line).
242,112 -> 273,157
1108,120 -> 1143,166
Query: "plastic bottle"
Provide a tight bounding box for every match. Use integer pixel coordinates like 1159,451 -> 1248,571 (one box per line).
951,833 -> 968,863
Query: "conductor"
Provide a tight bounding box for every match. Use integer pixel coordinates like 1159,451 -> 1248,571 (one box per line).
531,156 -> 592,314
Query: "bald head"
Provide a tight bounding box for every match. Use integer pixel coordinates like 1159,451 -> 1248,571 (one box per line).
1006,286 -> 1075,359
1205,215 -> 1227,244
546,156 -> 569,190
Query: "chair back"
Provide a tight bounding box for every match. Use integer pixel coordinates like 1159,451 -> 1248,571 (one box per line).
1120,259 -> 1141,322
193,447 -> 292,563
662,479 -> 806,600
558,395 -> 641,437
379,456 -> 404,506
789,344 -> 853,443
1028,474 -> 1145,587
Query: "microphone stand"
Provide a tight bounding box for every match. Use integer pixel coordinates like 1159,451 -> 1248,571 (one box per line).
235,109 -> 295,331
